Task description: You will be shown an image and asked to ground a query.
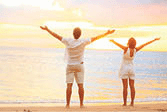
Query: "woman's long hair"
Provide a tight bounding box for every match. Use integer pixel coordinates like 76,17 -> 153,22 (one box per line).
128,37 -> 136,49
126,37 -> 136,57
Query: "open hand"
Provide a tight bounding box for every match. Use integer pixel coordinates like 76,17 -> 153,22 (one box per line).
40,25 -> 48,30
155,37 -> 160,40
107,29 -> 115,34
109,39 -> 114,42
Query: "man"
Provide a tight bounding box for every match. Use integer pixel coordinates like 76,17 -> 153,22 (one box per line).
40,26 -> 115,108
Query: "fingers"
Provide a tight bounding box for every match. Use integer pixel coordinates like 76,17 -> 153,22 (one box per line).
40,25 -> 48,30
155,37 -> 160,40
40,26 -> 43,29
107,29 -> 115,34
109,39 -> 114,42
111,29 -> 115,33
110,29 -> 115,33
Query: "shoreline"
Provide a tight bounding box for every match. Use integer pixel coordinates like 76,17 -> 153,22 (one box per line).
0,100 -> 166,106
0,101 -> 166,112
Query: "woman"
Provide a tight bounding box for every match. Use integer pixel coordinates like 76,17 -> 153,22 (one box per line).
109,37 -> 160,106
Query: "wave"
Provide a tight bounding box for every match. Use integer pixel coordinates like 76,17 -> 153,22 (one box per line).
0,98 -> 166,104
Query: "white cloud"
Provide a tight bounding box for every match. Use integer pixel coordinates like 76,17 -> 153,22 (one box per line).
44,21 -> 110,30
72,9 -> 82,17
44,21 -> 93,29
0,0 -> 64,11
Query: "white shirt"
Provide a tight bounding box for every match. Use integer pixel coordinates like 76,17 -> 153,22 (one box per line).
61,38 -> 91,65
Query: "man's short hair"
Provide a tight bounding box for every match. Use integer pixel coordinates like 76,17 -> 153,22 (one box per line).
73,27 -> 81,39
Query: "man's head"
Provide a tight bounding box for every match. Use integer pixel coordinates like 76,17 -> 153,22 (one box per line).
73,27 -> 81,39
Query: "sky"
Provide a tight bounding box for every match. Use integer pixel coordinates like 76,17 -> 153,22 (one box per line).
0,0 -> 167,51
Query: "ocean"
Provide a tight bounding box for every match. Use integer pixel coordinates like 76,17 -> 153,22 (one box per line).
0,46 -> 166,104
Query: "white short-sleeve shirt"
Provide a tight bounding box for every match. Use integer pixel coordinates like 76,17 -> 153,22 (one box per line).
61,38 -> 91,65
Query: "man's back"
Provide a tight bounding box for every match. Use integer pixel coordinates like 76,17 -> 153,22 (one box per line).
61,38 -> 91,65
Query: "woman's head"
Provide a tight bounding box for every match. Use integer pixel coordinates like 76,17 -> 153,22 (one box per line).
127,37 -> 136,49
73,27 -> 81,39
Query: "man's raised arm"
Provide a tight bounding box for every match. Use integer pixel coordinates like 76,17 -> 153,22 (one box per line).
91,30 -> 115,43
40,25 -> 62,41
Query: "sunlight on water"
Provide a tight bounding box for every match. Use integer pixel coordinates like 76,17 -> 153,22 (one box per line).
0,47 -> 166,104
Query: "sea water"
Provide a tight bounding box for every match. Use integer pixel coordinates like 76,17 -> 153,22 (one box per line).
0,46 -> 166,104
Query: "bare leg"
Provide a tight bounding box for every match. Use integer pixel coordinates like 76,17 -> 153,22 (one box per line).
78,83 -> 84,108
129,78 -> 135,106
66,83 -> 73,108
122,79 -> 128,106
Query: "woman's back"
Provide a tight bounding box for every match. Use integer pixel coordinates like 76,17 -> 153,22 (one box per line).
122,48 -> 136,64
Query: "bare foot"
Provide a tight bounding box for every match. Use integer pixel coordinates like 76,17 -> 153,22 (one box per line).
80,105 -> 85,108
129,103 -> 134,106
65,105 -> 70,109
122,104 -> 127,106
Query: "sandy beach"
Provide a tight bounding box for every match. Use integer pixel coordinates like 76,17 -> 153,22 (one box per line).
0,102 -> 166,112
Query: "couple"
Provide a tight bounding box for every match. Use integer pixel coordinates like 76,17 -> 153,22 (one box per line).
40,26 -> 160,108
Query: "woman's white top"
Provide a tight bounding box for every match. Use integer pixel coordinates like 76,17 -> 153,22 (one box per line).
119,48 -> 136,79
